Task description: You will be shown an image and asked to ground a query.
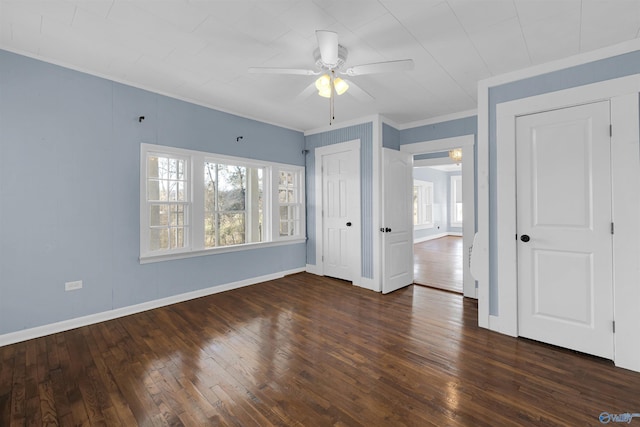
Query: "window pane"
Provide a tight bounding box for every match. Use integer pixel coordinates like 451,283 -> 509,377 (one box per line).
150,204 -> 168,227
169,227 -> 185,249
204,215 -> 216,248
279,206 -> 289,221
280,171 -> 293,186
169,205 -> 185,226
279,189 -> 288,203
148,156 -> 160,179
218,164 -> 246,211
219,213 -> 245,246
279,221 -> 290,236
148,179 -> 160,200
149,228 -> 168,251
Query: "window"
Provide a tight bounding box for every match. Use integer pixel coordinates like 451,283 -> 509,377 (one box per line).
278,170 -> 302,237
140,144 -> 304,262
450,175 -> 463,226
413,180 -> 434,228
204,162 -> 263,247
146,154 -> 190,251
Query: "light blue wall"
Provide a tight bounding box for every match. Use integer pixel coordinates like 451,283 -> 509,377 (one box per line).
400,116 -> 478,145
304,123 -> 374,279
382,123 -> 400,150
487,50 -> 640,315
0,50 -> 306,335
414,151 -> 450,161
413,167 -> 448,240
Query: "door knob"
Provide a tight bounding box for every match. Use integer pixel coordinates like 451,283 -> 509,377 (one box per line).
346,222 -> 352,227
520,234 -> 530,242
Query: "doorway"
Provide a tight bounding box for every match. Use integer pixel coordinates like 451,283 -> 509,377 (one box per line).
400,135 -> 476,299
412,162 -> 464,294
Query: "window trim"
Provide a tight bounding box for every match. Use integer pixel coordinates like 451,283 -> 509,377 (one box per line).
140,143 -> 305,263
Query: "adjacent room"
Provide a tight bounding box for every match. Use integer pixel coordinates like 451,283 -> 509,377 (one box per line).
412,153 -> 464,294
2,1 -> 640,425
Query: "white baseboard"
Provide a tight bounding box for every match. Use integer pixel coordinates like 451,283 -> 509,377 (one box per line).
414,232 -> 448,243
414,232 -> 463,244
0,267 -> 306,348
353,276 -> 378,292
488,315 -> 501,332
306,264 -> 323,276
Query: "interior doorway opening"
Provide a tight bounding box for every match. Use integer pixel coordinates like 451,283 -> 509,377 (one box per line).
400,135 -> 476,299
412,162 -> 463,294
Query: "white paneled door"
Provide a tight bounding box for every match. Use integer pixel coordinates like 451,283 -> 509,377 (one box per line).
322,145 -> 360,281
382,148 -> 414,294
516,101 -> 614,360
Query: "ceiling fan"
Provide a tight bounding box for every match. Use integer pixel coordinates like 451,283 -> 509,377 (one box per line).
248,30 -> 414,124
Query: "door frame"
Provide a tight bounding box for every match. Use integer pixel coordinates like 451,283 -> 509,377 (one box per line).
314,139 -> 362,285
400,134 -> 476,298
494,76 -> 640,371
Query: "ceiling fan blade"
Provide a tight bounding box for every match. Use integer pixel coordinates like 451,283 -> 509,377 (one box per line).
316,30 -> 339,67
343,59 -> 414,76
295,82 -> 318,102
343,80 -> 375,102
248,67 -> 320,76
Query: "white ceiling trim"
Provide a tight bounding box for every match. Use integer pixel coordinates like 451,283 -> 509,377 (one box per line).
398,108 -> 478,130
478,37 -> 640,90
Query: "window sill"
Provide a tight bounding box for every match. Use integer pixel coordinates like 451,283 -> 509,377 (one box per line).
139,238 -> 306,264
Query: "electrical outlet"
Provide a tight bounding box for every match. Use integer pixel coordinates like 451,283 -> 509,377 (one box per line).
65,280 -> 83,291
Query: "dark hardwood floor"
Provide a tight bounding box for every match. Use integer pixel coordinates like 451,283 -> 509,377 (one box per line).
1,272 -> 639,426
414,236 -> 463,293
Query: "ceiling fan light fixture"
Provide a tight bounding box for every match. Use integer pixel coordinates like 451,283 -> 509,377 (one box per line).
333,77 -> 349,95
318,86 -> 332,98
449,148 -> 463,163
315,74 -> 331,91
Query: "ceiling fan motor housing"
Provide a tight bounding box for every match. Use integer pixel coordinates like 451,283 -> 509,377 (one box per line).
314,45 -> 348,70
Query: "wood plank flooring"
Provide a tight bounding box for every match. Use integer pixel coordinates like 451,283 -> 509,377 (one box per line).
414,236 -> 463,293
2,272 -> 640,426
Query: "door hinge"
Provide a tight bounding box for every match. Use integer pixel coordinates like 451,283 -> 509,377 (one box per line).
613,320 -> 616,333
610,124 -> 613,137
611,222 -> 614,235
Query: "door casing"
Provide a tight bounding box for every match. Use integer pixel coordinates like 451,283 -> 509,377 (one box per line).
494,77 -> 640,372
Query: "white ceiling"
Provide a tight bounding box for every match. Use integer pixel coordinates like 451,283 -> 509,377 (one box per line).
2,1 -> 640,131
